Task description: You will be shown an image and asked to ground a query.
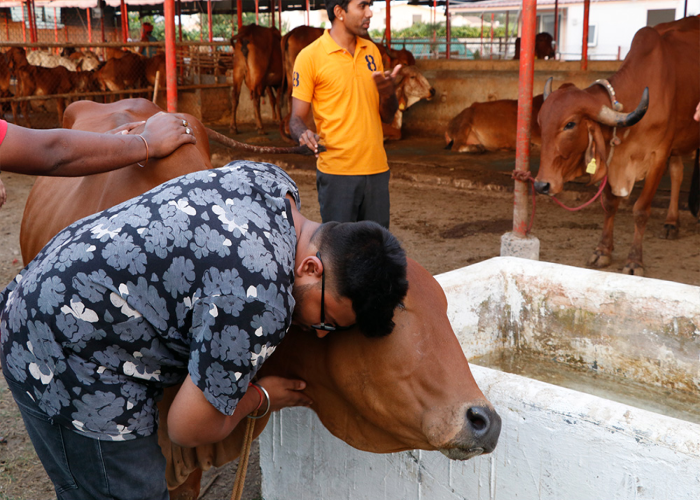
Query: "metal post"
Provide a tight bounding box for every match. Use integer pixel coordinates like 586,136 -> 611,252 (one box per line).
684,0 -> 688,16
271,0 -> 275,29
445,0 -> 450,59
120,0 -> 128,43
178,0 -> 183,41
480,13 -> 484,57
4,13 -> 9,41
88,8 -> 92,44
54,7 -> 58,44
582,0 -> 590,70
490,13 -> 494,59
255,0 -> 259,24
65,24 -> 69,43
278,0 -> 282,31
28,0 -> 37,43
505,10 -> 510,57
553,0 -> 559,53
386,0 -> 391,49
207,0 -> 213,43
165,0 -> 178,112
238,0 -> 243,30
306,0 -> 309,25
100,10 -> 105,43
513,0 -> 537,238
21,2 -> 26,43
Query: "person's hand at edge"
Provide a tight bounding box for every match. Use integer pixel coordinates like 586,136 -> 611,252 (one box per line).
256,375 -> 313,412
139,112 -> 197,159
372,64 -> 402,98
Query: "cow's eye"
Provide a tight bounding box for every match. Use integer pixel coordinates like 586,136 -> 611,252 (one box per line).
564,121 -> 576,130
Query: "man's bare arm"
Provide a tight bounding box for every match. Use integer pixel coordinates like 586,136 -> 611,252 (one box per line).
290,97 -> 321,155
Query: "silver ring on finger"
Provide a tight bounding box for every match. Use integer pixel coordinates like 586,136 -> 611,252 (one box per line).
181,119 -> 188,127
185,127 -> 192,135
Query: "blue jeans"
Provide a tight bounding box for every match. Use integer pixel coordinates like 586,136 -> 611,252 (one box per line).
4,374 -> 169,500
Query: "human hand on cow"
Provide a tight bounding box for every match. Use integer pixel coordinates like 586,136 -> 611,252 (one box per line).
372,64 -> 402,98
256,375 -> 313,412
139,112 -> 198,159
694,101 -> 700,122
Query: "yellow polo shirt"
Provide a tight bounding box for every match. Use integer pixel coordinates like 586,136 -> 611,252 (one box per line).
292,30 -> 388,176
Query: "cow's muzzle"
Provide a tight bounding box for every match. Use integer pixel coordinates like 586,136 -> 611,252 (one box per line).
534,181 -> 551,195
441,404 -> 502,460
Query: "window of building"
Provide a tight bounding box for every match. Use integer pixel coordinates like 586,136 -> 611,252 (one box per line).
647,9 -> 676,27
588,25 -> 598,46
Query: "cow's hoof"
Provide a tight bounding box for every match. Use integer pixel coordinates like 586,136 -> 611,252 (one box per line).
658,223 -> 679,240
621,262 -> 645,276
587,251 -> 611,268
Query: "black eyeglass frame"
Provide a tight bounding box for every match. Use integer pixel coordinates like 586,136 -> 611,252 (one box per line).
311,251 -> 354,332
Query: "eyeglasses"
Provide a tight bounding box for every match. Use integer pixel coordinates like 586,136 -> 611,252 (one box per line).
311,251 -> 355,332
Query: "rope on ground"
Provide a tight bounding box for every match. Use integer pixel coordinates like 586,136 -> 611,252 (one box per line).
230,416 -> 256,500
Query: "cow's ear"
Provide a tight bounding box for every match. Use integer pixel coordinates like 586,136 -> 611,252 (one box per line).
587,122 -> 608,184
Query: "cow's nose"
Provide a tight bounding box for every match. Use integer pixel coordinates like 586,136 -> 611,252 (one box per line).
533,181 -> 550,195
466,405 -> 501,452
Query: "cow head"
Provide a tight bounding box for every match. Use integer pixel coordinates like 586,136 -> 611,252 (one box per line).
535,78 -> 649,195
395,66 -> 435,111
260,259 -> 501,460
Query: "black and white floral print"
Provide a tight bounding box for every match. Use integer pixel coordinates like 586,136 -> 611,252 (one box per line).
0,161 -> 299,441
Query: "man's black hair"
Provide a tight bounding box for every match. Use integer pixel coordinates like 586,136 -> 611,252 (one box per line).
326,0 -> 352,23
314,221 -> 408,338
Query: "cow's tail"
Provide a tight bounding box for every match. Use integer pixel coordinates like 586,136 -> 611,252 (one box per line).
206,127 -> 324,155
689,148 -> 700,218
278,32 -> 292,119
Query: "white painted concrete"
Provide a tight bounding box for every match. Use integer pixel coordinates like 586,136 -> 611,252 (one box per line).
259,257 -> 700,499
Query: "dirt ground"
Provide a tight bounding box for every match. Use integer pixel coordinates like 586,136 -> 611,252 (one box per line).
1,126 -> 699,500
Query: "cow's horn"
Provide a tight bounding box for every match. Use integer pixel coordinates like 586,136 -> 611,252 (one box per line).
596,87 -> 649,128
543,77 -> 553,101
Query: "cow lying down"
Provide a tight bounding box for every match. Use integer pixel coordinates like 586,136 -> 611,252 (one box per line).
445,94 -> 545,153
20,99 -> 501,500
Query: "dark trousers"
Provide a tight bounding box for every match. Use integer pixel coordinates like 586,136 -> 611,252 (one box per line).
316,170 -> 391,228
4,374 -> 169,500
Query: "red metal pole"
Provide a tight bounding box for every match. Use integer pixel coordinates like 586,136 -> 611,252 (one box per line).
207,0 -> 213,42
386,0 -> 391,49
239,0 -> 244,29
120,0 -> 128,43
271,0 -> 275,29
255,0 -> 259,24
101,11 -> 106,43
490,13 -> 494,59
178,0 -> 183,41
513,0 -> 537,237
278,0 -> 282,31
445,0 -> 450,59
88,8 -> 93,44
28,0 -> 37,43
21,2 -> 26,43
54,7 -> 58,43
165,0 -> 178,112
553,0 -> 559,52
4,13 -> 8,41
306,0 -> 309,26
582,0 -> 590,70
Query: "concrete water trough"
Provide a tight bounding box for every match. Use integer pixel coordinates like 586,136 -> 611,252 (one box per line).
259,257 -> 700,499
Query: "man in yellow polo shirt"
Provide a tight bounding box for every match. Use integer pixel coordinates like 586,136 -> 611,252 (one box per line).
289,0 -> 400,228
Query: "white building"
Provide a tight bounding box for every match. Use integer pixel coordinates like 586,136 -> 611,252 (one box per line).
450,0 -> 700,60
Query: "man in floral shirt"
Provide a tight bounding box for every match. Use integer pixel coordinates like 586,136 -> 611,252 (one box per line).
0,160 -> 407,500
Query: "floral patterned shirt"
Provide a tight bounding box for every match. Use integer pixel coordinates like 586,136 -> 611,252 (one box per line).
0,161 -> 300,441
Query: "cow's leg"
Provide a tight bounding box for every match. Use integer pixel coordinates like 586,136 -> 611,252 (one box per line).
267,87 -> 279,122
622,164 -> 666,276
56,97 -> 66,126
587,182 -> 621,269
252,88 -> 265,135
229,80 -> 243,134
168,468 -> 203,500
10,100 -> 18,124
657,155 -> 683,240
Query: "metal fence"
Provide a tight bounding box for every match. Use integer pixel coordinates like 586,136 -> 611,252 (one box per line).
391,37 -> 518,60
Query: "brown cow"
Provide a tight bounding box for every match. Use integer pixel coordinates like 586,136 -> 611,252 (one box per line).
279,25 -> 325,119
0,52 -> 15,120
377,43 -> 417,68
96,51 -> 146,102
20,99 -> 501,500
445,94 -> 545,153
230,24 -> 283,134
534,17 -> 700,276
383,65 -> 435,141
